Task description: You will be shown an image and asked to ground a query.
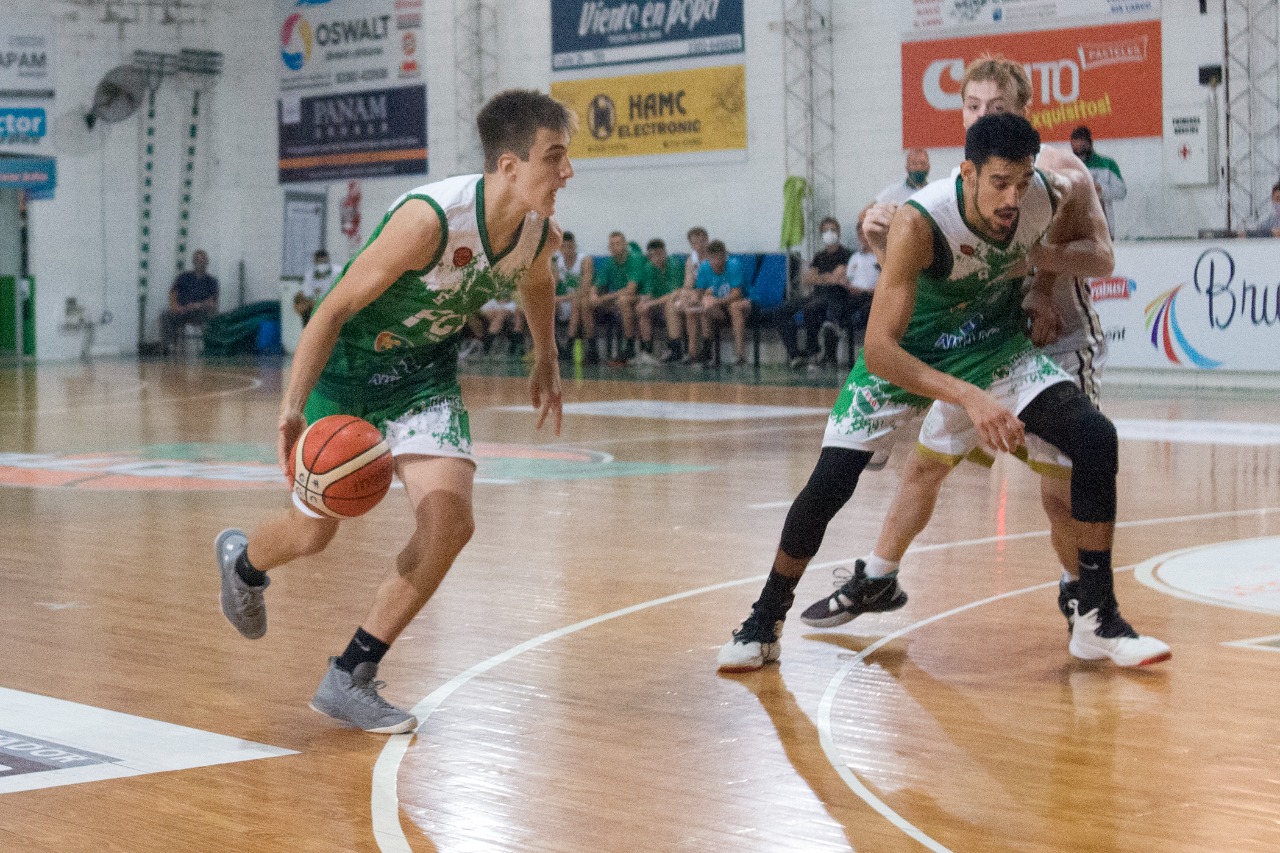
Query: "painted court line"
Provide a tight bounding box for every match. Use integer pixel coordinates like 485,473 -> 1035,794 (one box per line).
0,687 -> 295,795
371,506 -> 1279,852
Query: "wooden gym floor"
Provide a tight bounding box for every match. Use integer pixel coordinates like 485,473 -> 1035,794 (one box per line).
0,356 -> 1277,852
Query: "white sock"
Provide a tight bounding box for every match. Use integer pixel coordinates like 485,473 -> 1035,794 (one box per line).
862,554 -> 899,578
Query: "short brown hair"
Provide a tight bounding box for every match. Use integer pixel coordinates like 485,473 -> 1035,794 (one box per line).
477,89 -> 575,173
961,54 -> 1031,112
687,226 -> 708,240
706,239 -> 727,256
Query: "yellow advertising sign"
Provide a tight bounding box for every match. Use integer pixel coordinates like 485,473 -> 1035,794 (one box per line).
552,64 -> 746,160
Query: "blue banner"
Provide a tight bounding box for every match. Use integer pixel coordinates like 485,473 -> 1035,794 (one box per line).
550,0 -> 744,71
0,155 -> 55,199
278,84 -> 426,184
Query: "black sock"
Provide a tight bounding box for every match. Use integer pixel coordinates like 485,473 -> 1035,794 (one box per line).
1076,549 -> 1114,616
235,551 -> 268,587
334,627 -> 390,673
752,569 -> 801,623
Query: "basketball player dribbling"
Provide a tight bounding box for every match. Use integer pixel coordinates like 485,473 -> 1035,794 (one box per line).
216,90 -> 574,733
798,57 -> 1125,643
717,113 -> 1170,673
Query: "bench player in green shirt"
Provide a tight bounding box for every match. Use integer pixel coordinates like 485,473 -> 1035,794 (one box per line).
632,238 -> 686,365
718,113 -> 1169,673
587,231 -> 645,364
215,90 -> 574,733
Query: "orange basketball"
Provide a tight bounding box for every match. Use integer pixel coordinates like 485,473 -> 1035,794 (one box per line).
291,415 -> 393,519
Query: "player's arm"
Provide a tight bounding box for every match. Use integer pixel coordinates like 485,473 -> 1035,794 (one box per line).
860,202 -> 898,264
519,221 -> 564,435
276,199 -> 440,468
1031,151 -> 1114,277
864,205 -> 1025,454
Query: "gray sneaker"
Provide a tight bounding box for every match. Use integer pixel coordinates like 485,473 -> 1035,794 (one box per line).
310,657 -> 417,734
216,528 -> 268,639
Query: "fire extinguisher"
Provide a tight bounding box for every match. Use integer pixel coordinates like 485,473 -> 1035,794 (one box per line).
340,180 -> 362,250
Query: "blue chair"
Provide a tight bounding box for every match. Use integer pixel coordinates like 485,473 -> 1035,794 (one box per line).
747,253 -> 789,367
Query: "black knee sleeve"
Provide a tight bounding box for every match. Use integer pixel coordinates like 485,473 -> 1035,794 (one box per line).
778,446 -> 872,559
1019,381 -> 1118,523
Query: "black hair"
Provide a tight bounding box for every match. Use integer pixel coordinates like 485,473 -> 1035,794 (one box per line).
706,239 -> 727,255
477,89 -> 575,173
1070,125 -> 1092,141
646,238 -> 666,251
562,231 -> 575,242
819,216 -> 840,230
964,112 -> 1041,169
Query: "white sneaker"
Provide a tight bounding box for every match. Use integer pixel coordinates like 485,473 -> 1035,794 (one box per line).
716,613 -> 782,673
1068,603 -> 1171,667
632,349 -> 660,366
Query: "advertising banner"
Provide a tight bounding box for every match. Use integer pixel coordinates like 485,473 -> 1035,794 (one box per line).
901,19 -> 1162,147
0,155 -> 55,199
276,0 -> 425,184
550,0 -> 744,71
551,64 -> 746,164
0,16 -> 55,95
902,0 -> 1159,39
278,85 -> 426,184
1089,241 -> 1280,372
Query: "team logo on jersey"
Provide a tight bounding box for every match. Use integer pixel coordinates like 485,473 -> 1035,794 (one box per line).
374,331 -> 411,352
452,246 -> 474,267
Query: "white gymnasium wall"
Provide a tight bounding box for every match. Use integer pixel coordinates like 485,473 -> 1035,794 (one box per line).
20,0 -> 1236,360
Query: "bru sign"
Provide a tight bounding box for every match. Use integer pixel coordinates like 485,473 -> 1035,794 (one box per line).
902,19 -> 1162,147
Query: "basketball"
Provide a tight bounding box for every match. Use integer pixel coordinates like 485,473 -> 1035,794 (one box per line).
291,415 -> 393,519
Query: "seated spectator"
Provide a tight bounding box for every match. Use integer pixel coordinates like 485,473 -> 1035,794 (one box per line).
589,231 -> 644,365
457,313 -> 485,363
553,231 -> 594,359
294,249 -> 336,326
774,217 -> 853,368
685,240 -> 750,366
683,225 -> 710,288
1247,181 -> 1280,237
479,295 -> 526,358
633,238 -> 686,365
845,206 -> 880,335
161,248 -> 219,355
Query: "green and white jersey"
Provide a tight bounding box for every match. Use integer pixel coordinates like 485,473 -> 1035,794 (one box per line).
898,170 -> 1055,381
554,251 -> 585,296
832,169 -> 1057,423
314,173 -> 548,420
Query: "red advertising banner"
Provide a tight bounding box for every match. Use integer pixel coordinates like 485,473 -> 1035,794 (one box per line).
901,20 -> 1162,148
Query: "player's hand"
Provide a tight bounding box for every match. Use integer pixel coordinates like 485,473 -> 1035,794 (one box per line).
861,203 -> 897,254
529,356 -> 563,435
1023,283 -> 1063,347
961,388 -> 1025,455
277,410 -> 307,477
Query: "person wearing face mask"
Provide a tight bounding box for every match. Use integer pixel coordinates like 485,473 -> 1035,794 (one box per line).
875,148 -> 931,207
1070,126 -> 1126,237
774,216 -> 853,368
296,249 -> 336,326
